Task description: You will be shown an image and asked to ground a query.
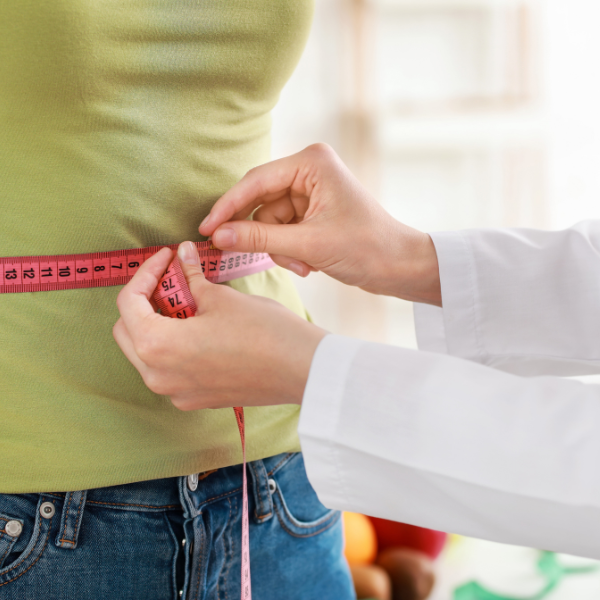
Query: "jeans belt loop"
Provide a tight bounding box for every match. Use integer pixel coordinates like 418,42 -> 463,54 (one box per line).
248,459 -> 273,523
55,490 -> 88,549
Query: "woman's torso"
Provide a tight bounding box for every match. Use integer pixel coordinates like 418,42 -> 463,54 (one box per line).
0,0 -> 314,492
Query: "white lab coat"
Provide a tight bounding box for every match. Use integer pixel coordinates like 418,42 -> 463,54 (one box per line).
298,221 -> 600,559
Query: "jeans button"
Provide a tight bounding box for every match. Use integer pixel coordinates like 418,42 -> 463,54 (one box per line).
187,473 -> 198,492
268,478 -> 277,494
5,520 -> 22,537
39,502 -> 55,519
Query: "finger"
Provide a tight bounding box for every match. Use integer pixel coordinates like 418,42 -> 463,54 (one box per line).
253,197 -> 298,225
176,242 -> 212,310
116,247 -> 173,334
210,220 -> 312,264
112,318 -> 152,375
226,189 -> 310,225
228,189 -> 290,224
199,154 -> 304,235
270,254 -> 313,277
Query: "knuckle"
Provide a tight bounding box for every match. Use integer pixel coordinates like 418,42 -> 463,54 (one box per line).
112,320 -> 122,341
244,166 -> 258,179
143,371 -> 169,396
248,223 -> 268,252
186,271 -> 204,288
203,284 -> 232,312
135,334 -> 162,365
170,397 -> 191,411
115,289 -> 126,313
306,142 -> 334,160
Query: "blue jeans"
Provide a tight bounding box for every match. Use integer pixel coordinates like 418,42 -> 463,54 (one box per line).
0,452 -> 354,600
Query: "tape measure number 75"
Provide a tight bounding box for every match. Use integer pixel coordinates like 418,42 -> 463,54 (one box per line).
153,256 -> 252,600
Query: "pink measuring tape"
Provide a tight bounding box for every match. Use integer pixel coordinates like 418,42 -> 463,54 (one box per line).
0,241 -> 272,293
1,241 -> 270,600
152,253 -> 253,600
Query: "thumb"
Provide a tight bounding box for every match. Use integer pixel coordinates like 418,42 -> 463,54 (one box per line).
212,220 -> 310,262
176,242 -> 211,306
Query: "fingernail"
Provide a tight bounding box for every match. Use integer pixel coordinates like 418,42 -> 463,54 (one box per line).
287,261 -> 306,277
213,228 -> 237,248
178,241 -> 200,265
200,213 -> 211,229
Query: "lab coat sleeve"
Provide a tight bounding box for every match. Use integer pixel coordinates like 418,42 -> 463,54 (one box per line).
414,221 -> 600,376
298,334 -> 600,559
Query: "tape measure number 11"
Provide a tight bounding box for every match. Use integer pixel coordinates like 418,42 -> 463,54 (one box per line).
0,241 -> 263,600
152,256 -> 252,600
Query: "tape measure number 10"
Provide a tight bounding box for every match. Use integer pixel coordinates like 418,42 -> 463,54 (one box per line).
1,241 -> 267,600
153,256 -> 252,600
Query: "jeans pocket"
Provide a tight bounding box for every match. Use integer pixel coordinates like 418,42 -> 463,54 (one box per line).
0,495 -> 56,586
269,453 -> 341,538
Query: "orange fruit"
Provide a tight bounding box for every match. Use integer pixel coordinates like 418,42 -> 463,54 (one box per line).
343,512 -> 378,565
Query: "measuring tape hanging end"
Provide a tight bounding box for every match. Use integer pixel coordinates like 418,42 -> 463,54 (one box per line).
153,259 -> 252,600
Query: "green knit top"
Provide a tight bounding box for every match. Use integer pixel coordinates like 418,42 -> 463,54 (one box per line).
0,0 -> 314,492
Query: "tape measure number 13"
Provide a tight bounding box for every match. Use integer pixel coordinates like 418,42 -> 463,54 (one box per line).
153,257 -> 252,600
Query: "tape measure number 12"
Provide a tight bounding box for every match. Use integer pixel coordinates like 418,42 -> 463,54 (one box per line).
153,257 -> 252,600
0,241 -> 265,600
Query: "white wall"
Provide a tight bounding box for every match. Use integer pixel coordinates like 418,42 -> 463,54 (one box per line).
271,0 -> 600,347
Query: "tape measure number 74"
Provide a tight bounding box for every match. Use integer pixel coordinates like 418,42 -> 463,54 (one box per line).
0,241 -> 268,600
153,256 -> 252,600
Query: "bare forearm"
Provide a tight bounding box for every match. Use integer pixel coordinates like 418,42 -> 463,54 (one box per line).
361,221 -> 442,306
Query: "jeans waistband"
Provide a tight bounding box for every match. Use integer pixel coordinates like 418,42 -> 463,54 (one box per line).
35,452 -> 296,549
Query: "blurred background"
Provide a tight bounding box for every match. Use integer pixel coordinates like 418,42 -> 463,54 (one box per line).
271,0 -> 600,598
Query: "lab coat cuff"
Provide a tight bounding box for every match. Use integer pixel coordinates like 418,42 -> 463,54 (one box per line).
413,303 -> 448,354
414,231 -> 482,362
298,334 -> 363,510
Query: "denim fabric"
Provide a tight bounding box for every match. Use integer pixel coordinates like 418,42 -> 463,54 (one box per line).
0,452 -> 355,600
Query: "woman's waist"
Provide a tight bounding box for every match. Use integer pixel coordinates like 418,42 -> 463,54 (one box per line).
0,138 -> 270,258
0,270 -> 305,395
0,389 -> 302,493
33,452 -> 299,510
